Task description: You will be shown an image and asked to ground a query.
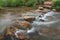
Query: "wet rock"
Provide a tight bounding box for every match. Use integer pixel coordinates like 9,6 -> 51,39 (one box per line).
16,32 -> 29,40
44,1 -> 52,9
4,34 -> 15,40
35,9 -> 43,12
52,9 -> 56,12
35,7 -> 44,12
3,27 -> 16,40
38,7 -> 44,10
39,15 -> 42,17
22,16 -> 35,23
44,1 -> 51,5
42,8 -> 51,13
39,19 -> 45,22
15,20 -> 31,29
4,27 -> 16,35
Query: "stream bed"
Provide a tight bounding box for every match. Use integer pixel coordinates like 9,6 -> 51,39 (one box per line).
0,7 -> 60,40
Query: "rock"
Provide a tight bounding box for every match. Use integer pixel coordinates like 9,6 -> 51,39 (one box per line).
4,27 -> 16,35
16,32 -> 29,40
38,7 -> 44,10
22,16 -> 35,23
15,20 -> 31,29
44,5 -> 51,9
52,9 -> 56,12
44,1 -> 52,9
39,19 -> 45,22
44,1 -> 51,5
42,8 -> 50,13
35,9 -> 43,12
35,7 -> 44,12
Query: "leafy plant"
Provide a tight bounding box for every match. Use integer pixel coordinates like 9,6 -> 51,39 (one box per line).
16,0 -> 24,6
25,0 -> 38,7
5,0 -> 24,7
0,0 -> 45,7
0,0 -> 4,9
52,0 -> 60,11
37,0 -> 45,5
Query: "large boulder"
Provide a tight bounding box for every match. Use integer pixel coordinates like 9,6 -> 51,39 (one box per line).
15,20 -> 31,29
22,16 -> 35,23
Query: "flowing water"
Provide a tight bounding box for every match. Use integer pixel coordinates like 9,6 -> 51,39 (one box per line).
31,11 -> 60,39
0,7 -> 60,40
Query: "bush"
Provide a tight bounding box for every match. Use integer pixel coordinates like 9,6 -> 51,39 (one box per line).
25,0 -> 38,7
6,0 -> 24,7
0,0 -> 4,9
0,0 -> 45,7
52,0 -> 60,11
0,0 -> 25,7
37,0 -> 45,5
16,0 -> 25,6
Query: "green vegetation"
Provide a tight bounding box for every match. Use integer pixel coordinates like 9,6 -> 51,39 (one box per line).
0,0 -> 4,9
25,0 -> 38,7
4,0 -> 25,7
0,0 -> 46,9
52,0 -> 60,11
0,0 -> 45,7
26,0 -> 45,7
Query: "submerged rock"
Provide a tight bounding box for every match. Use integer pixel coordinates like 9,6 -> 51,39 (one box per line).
41,27 -> 50,34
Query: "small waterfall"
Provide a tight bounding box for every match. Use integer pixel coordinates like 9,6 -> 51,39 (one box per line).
27,27 -> 35,33
35,11 -> 55,21
31,11 -> 60,39
32,11 -> 60,29
16,11 -> 60,34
